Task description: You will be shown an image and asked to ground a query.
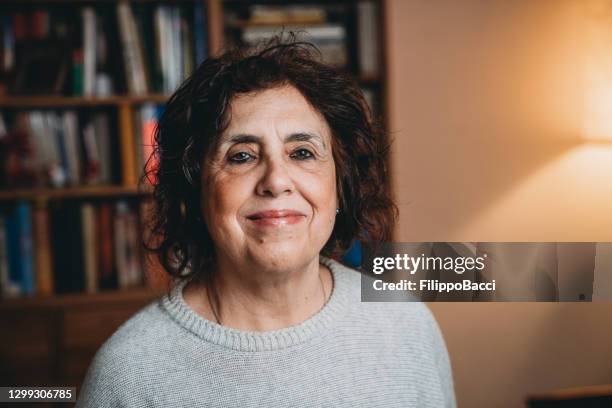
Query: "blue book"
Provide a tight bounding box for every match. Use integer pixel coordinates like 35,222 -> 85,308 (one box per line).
194,1 -> 207,65
16,203 -> 35,295
342,240 -> 362,268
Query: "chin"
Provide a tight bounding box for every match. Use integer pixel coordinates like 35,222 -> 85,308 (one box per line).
248,242 -> 319,272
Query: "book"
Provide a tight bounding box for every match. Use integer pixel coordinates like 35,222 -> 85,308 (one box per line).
193,1 -> 207,66
114,200 -> 141,288
0,214 -> 19,297
117,1 -> 148,95
61,110 -> 81,186
3,202 -> 35,296
81,118 -> 101,185
51,200 -> 85,294
0,216 -> 10,296
81,203 -> 98,293
16,202 -> 35,295
357,1 -> 380,77
4,206 -> 22,295
44,112 -> 68,187
33,204 -> 53,295
139,103 -> 162,184
242,24 -> 348,67
97,201 -> 116,290
2,15 -> 15,73
92,112 -> 112,184
248,5 -> 327,25
82,7 -> 97,97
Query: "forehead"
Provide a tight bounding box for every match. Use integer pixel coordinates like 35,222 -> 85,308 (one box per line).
221,85 -> 331,141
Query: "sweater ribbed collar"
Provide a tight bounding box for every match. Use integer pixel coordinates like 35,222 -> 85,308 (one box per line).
159,256 -> 352,352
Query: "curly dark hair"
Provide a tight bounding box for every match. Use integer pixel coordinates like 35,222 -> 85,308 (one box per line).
143,35 -> 397,283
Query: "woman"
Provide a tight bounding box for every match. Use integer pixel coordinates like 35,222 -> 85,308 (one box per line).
77,38 -> 455,407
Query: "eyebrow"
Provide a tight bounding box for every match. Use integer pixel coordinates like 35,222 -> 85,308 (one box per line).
224,132 -> 327,150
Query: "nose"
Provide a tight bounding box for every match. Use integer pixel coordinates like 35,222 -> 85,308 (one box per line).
256,156 -> 295,197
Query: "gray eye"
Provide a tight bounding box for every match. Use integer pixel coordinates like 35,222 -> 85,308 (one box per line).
229,152 -> 254,163
291,149 -> 314,160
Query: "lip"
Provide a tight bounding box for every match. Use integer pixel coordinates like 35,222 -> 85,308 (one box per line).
246,209 -> 306,227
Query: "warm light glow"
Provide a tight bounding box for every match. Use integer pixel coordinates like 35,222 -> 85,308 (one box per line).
583,0 -> 612,141
457,144 -> 612,240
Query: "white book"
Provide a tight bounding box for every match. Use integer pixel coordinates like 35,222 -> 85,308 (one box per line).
43,112 -> 67,187
82,7 -> 97,96
25,111 -> 47,180
154,6 -> 169,93
357,1 -> 380,77
61,111 -> 81,186
242,25 -> 346,43
117,1 -> 147,94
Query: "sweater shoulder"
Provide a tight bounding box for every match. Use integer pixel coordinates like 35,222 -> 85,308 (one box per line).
332,260 -> 445,347
76,300 -> 172,407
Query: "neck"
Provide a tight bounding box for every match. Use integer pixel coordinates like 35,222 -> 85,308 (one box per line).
183,256 -> 333,332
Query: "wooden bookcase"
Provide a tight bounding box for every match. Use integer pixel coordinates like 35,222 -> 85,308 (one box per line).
0,0 -> 387,392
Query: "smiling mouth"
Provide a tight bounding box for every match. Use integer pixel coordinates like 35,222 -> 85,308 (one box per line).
246,210 -> 306,227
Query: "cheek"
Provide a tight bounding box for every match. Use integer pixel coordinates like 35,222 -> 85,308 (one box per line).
301,164 -> 337,219
202,173 -> 251,229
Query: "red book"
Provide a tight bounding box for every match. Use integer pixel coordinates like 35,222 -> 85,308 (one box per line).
12,13 -> 27,40
97,203 -> 115,289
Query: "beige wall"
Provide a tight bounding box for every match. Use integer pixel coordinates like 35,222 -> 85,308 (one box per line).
385,0 -> 612,406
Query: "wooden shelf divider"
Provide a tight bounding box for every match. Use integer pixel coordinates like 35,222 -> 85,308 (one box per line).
0,94 -> 169,108
0,185 -> 145,202
0,287 -> 164,311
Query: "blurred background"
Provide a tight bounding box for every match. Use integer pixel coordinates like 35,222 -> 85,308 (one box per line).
0,0 -> 611,407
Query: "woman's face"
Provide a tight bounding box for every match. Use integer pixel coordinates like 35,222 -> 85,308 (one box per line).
201,85 -> 337,272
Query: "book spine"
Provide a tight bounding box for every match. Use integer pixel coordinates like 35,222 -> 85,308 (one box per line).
81,203 -> 98,293
92,113 -> 111,184
62,111 -> 82,186
193,1 -> 207,66
81,120 -> 101,185
98,202 -> 115,290
114,201 -> 128,289
0,216 -> 16,297
117,1 -> 139,94
82,7 -> 97,97
17,202 -> 35,295
33,204 -> 53,296
5,207 -> 23,295
140,103 -> 159,184
44,113 -> 67,188
357,1 -> 380,77
181,11 -> 194,79
72,50 -> 84,96
126,207 -> 142,286
2,15 -> 15,72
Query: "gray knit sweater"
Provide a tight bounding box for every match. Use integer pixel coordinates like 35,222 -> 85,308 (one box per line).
76,257 -> 456,407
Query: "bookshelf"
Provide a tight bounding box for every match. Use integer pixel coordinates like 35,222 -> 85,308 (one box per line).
0,0 -> 387,390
